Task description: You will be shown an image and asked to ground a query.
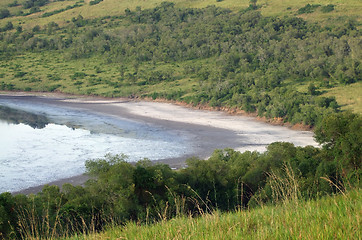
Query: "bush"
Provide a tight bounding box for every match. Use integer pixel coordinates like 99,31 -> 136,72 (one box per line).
23,0 -> 49,9
32,25 -> 41,33
8,1 -> 20,7
14,71 -> 27,78
71,72 -> 87,80
1,21 -> 13,32
0,9 -> 10,19
321,4 -> 335,13
89,0 -> 103,6
297,4 -> 320,14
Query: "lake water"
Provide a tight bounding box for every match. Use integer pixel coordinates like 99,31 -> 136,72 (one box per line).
0,98 -> 192,193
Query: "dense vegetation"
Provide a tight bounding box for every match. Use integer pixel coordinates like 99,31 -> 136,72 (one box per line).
81,189 -> 361,239
0,111 -> 360,239
0,2 -> 361,125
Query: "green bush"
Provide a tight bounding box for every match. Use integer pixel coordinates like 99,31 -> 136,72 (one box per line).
14,71 -> 27,78
89,0 -> 103,6
297,4 -> 320,14
321,4 -> 335,13
0,9 -> 10,19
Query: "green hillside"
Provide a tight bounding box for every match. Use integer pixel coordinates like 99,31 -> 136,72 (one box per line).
0,1 -> 361,126
1,0 -> 361,29
73,188 -> 361,240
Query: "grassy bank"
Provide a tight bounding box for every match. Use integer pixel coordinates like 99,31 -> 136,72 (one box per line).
69,188 -> 361,240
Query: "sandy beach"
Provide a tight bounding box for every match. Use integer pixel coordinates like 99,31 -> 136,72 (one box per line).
59,96 -> 319,152
1,92 -> 319,194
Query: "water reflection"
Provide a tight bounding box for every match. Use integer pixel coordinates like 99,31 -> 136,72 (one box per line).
0,106 -> 49,129
0,101 -> 191,193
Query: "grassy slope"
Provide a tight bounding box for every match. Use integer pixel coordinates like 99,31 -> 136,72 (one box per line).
1,0 -> 361,30
322,82 -> 362,113
0,52 -> 193,97
68,189 -> 361,240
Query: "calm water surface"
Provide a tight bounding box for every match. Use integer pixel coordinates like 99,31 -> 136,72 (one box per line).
0,98 -> 192,193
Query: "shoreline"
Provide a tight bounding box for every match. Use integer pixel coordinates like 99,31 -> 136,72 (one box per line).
0,91 -> 319,195
0,90 -> 312,130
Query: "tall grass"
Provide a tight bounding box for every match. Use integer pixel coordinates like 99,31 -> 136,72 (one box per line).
68,189 -> 360,240
62,166 -> 361,240
266,163 -> 301,205
12,164 -> 360,239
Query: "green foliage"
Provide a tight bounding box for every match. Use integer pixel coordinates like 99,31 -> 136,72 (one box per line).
0,9 -> 10,19
14,71 -> 27,78
297,4 -> 320,14
321,4 -> 335,13
71,14 -> 87,27
70,72 -> 87,80
32,25 -> 40,33
1,21 -> 13,31
315,111 -> 362,171
0,81 -> 15,90
0,192 -> 17,239
8,1 -> 20,8
248,0 -> 258,10
23,0 -> 49,9
16,25 -> 22,33
42,1 -> 83,18
89,0 -> 103,6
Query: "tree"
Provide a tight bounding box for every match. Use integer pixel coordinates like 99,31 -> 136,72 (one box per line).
0,193 -> 18,238
315,111 -> 362,173
249,0 -> 257,10
3,21 -> 13,31
308,83 -> 318,95
0,9 -> 10,19
16,25 -> 23,33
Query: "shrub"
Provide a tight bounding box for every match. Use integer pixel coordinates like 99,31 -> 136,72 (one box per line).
0,9 -> 10,19
14,71 -> 27,78
89,0 -> 103,6
8,1 -> 20,7
297,4 -> 320,14
32,25 -> 41,33
321,4 -> 335,13
2,21 -> 13,31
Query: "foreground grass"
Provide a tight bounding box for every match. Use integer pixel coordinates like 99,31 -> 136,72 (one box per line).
68,189 -> 361,240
